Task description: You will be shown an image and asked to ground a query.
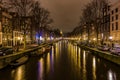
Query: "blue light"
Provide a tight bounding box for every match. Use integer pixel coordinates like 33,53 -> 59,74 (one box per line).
36,34 -> 39,39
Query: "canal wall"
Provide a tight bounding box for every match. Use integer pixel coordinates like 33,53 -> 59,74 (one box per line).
77,44 -> 120,66
70,40 -> 120,66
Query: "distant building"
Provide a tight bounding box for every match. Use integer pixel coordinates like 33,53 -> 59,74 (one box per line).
110,0 -> 120,43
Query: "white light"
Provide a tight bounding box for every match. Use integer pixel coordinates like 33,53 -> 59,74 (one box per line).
18,37 -> 20,40
109,36 -> 113,40
40,36 -> 43,40
108,70 -> 116,80
93,38 -> 96,41
4,38 -> 7,40
51,36 -> 54,40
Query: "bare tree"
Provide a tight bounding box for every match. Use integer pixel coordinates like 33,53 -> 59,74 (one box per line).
31,2 -> 53,44
79,0 -> 108,44
82,3 -> 94,43
8,0 -> 33,49
91,0 -> 109,43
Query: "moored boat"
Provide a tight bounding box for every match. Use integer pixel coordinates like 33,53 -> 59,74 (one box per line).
44,45 -> 52,53
10,55 -> 28,67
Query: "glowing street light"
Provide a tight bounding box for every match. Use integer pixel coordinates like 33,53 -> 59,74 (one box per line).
109,36 -> 113,40
93,38 -> 96,41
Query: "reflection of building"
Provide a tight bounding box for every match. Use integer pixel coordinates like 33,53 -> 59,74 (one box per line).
0,3 -> 12,46
110,0 -> 120,43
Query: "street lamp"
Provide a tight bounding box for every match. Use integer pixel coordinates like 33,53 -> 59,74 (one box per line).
93,38 -> 96,46
109,36 -> 113,40
93,38 -> 96,41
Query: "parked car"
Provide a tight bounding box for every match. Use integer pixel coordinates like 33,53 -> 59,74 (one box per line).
0,47 -> 13,56
110,47 -> 120,55
102,46 -> 110,51
97,45 -> 109,51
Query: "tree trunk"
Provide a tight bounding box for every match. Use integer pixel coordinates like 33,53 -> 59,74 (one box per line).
23,34 -> 26,49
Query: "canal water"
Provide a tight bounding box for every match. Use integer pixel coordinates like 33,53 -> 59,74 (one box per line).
0,40 -> 120,80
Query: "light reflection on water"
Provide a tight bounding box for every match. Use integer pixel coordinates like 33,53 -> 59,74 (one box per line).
38,58 -> 44,80
83,50 -> 87,80
11,65 -> 26,80
108,69 -> 117,80
92,56 -> 96,80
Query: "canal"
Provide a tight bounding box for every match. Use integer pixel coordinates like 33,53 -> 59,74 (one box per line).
0,40 -> 120,80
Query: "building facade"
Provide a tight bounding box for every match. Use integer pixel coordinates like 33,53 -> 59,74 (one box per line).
0,3 -> 13,46
99,4 -> 111,45
110,0 -> 120,43
0,3 -> 32,47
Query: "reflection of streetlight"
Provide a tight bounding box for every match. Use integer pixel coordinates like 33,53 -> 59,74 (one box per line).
108,69 -> 116,80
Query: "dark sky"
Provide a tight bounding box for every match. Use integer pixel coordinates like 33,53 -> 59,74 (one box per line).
39,0 -> 118,32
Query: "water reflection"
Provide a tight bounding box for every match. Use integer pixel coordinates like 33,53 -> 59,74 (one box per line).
78,48 -> 81,69
38,58 -> 44,80
92,57 -> 96,80
11,65 -> 26,80
46,53 -> 50,73
0,40 -> 120,80
55,42 -> 59,61
83,50 -> 87,80
108,69 -> 116,80
50,46 -> 54,72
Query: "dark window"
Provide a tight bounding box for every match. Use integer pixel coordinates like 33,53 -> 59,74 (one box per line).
115,8 -> 118,13
116,22 -> 118,30
112,16 -> 114,21
112,23 -> 114,31
112,10 -> 114,14
108,6 -> 110,11
116,15 -> 118,20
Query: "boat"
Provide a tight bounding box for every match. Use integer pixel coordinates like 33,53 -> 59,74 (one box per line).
30,45 -> 51,56
10,55 -> 28,67
34,47 -> 46,56
44,45 -> 52,53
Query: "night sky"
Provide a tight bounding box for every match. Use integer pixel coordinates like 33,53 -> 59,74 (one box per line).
39,0 -> 118,32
